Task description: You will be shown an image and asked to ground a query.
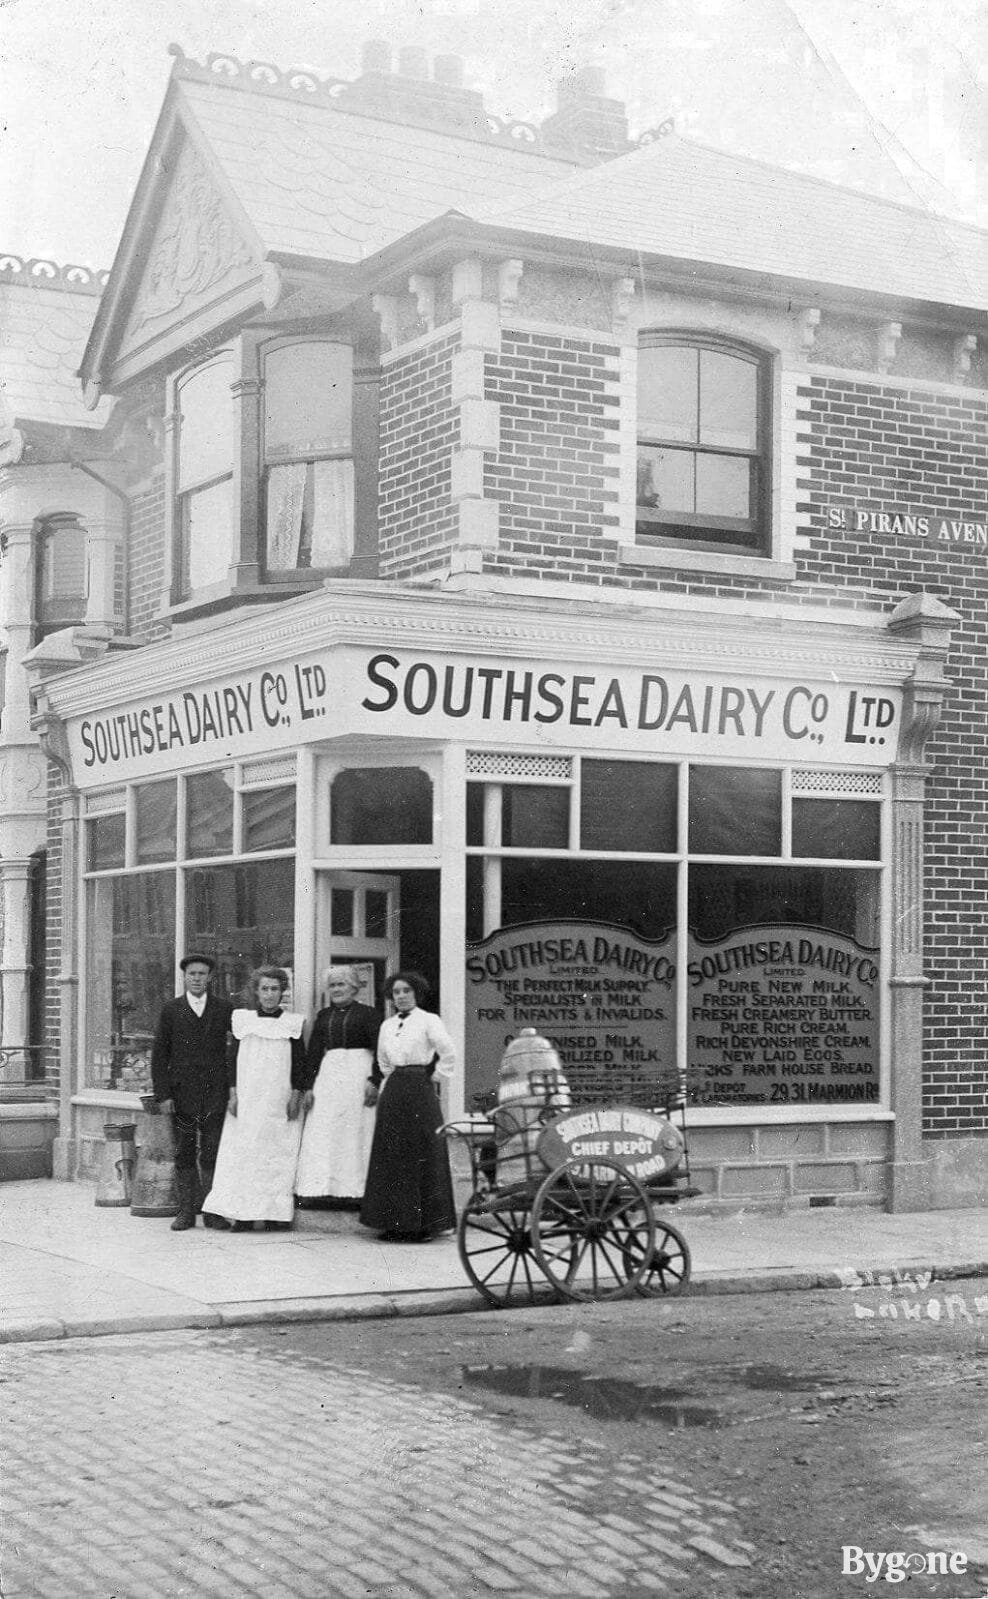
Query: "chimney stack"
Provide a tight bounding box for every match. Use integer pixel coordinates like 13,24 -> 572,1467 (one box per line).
340,39 -> 490,137
540,67 -> 629,161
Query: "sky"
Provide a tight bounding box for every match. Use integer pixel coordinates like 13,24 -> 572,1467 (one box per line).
1,0 -> 986,270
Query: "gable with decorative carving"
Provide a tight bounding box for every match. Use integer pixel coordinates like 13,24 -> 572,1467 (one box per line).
116,134 -> 260,370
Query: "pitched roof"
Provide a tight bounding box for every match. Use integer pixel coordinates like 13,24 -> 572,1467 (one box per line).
470,134 -> 988,313
0,259 -> 112,430
177,74 -> 577,265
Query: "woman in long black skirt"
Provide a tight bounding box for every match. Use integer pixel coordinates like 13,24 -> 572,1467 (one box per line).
360,971 -> 456,1241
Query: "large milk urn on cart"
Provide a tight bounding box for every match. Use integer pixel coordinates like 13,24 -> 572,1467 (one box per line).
494,1029 -> 571,1190
130,1095 -> 179,1217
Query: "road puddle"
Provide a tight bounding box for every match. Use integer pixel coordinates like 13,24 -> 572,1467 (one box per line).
738,1364 -> 840,1391
461,1363 -> 724,1428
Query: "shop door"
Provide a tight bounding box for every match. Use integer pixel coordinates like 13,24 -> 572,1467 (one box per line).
315,872 -> 400,1012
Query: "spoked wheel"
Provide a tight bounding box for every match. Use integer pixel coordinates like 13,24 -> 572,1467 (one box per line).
531,1159 -> 654,1302
622,1207 -> 692,1296
457,1197 -> 556,1308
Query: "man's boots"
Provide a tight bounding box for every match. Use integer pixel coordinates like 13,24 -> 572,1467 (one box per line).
199,1165 -> 229,1230
170,1168 -> 198,1231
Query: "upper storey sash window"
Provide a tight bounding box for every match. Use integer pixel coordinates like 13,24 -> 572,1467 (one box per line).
263,341 -> 354,574
175,354 -> 235,592
636,337 -> 769,554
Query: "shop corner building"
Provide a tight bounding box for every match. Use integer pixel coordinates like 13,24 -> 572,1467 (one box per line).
5,44 -> 987,1210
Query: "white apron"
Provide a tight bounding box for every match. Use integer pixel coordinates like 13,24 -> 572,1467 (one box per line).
295,1046 -> 376,1198
203,1010 -> 304,1223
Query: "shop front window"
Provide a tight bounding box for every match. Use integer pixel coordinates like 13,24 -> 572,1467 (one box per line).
85,767 -> 296,1088
465,756 -> 883,1112
330,767 -> 432,845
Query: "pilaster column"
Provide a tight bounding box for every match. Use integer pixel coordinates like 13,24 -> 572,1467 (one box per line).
0,522 -> 37,736
0,858 -> 33,1075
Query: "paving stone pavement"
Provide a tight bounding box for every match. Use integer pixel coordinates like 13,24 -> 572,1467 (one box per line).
0,1330 -> 751,1598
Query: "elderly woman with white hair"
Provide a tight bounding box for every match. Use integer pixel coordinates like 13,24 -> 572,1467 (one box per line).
295,966 -> 382,1208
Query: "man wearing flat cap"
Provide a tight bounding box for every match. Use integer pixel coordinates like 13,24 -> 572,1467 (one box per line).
151,953 -> 233,1231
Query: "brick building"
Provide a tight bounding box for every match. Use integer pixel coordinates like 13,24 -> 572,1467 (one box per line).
26,44 -> 988,1209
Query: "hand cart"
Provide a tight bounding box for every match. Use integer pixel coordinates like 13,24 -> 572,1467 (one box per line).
442,1073 -> 696,1308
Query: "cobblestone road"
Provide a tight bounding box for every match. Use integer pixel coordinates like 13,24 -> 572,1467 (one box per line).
1,1328 -> 751,1598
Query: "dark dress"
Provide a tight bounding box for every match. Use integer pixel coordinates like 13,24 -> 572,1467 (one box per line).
359,1008 -> 457,1239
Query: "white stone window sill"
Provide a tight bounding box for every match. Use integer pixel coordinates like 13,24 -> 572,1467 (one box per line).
71,1090 -> 146,1110
619,543 -> 796,581
688,1106 -> 894,1125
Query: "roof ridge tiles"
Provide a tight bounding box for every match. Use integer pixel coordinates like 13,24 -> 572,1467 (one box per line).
0,254 -> 108,296
167,42 -> 559,160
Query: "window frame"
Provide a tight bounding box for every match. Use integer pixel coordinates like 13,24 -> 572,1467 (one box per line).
635,332 -> 772,558
34,515 -> 89,639
260,336 -> 356,581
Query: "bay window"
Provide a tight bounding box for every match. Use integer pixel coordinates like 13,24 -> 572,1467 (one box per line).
175,354 -> 235,594
263,341 -> 354,574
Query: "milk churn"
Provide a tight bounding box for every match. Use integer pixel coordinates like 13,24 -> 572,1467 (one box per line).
130,1095 -> 179,1218
495,1030 -> 571,1190
95,1122 -> 137,1207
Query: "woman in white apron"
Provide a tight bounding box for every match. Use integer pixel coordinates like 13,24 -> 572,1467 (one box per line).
295,966 -> 381,1207
203,967 -> 305,1231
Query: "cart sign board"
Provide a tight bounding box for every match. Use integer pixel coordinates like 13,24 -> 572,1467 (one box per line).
687,925 -> 880,1108
538,1107 -> 684,1182
464,921 -> 676,1105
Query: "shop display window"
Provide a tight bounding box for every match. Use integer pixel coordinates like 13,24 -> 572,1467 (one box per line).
330,767 -> 433,845
502,785 -> 569,849
636,336 -> 769,554
84,767 -> 295,1090
466,756 -> 883,1111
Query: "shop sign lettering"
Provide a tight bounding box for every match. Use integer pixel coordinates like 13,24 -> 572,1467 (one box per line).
828,505 -> 988,545
687,925 -> 880,1107
66,645 -> 902,784
537,1106 -> 682,1181
464,921 -> 677,1106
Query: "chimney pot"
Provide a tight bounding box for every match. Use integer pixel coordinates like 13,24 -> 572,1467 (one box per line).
361,39 -> 392,74
399,46 -> 429,80
433,53 -> 464,88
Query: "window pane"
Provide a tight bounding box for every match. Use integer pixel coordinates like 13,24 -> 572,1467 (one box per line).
365,890 -> 388,939
86,872 -> 176,1091
689,863 -> 879,942
699,349 -> 757,450
636,445 -> 694,516
581,761 -> 677,852
177,358 -> 233,490
502,786 -> 569,848
466,784 -> 484,846
689,767 -> 781,855
792,799 -> 881,860
265,459 -> 354,572
87,813 -> 125,871
185,479 -> 234,590
184,858 -> 294,1002
330,768 -> 433,845
242,787 -> 296,852
695,453 -> 751,519
185,770 -> 234,858
500,858 -> 676,940
638,346 -> 697,442
264,343 -> 352,461
42,523 -> 87,598
331,887 -> 354,937
135,781 -> 177,864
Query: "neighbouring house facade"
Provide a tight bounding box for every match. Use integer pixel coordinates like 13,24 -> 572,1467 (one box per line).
17,43 -> 988,1209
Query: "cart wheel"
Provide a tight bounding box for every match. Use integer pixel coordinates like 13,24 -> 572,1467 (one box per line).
457,1197 -> 554,1308
531,1159 -> 655,1302
621,1208 -> 692,1296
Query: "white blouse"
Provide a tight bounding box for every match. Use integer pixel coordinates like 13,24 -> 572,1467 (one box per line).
377,1008 -> 456,1079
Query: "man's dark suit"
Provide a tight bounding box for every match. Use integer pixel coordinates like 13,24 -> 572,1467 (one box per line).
151,993 -> 233,1187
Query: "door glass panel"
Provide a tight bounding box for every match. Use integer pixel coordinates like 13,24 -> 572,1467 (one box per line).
331,887 -> 354,937
365,890 -> 389,940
